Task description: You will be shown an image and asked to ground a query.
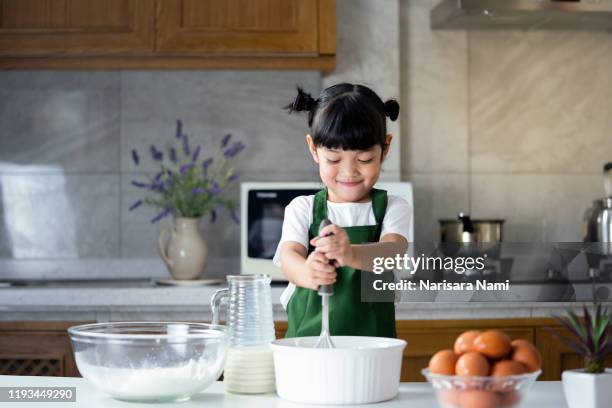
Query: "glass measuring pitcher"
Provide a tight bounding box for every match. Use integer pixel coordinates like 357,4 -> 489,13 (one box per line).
210,274 -> 275,347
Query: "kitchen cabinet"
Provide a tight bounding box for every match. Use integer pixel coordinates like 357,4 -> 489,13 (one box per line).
0,0 -> 336,70
3,318 -> 595,380
0,322 -> 85,377
0,0 -> 155,55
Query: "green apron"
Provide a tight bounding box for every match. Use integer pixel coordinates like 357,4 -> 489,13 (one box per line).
285,188 -> 397,338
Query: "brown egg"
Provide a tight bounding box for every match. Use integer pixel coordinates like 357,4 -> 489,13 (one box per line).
473,330 -> 511,359
429,349 -> 459,375
439,388 -> 462,407
455,352 -> 490,377
491,360 -> 527,377
454,330 -> 482,354
499,390 -> 522,407
510,339 -> 542,373
459,390 -> 501,408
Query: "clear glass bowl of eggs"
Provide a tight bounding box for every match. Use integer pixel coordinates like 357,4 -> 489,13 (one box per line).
422,330 -> 542,408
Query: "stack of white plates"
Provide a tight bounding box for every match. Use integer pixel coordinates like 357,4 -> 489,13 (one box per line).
223,346 -> 275,394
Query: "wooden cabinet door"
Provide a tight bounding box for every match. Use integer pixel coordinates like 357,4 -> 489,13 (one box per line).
156,0 -> 320,54
536,327 -> 612,380
0,0 -> 154,56
0,331 -> 79,377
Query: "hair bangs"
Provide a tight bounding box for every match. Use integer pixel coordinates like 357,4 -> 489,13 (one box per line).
311,95 -> 385,151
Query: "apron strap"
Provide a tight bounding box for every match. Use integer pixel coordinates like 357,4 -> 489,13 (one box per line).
312,188 -> 328,232
371,188 -> 388,237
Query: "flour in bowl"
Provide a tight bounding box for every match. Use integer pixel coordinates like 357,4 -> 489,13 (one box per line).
76,356 -> 221,401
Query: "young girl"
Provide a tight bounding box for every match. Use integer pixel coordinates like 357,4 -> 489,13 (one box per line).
272,83 -> 411,339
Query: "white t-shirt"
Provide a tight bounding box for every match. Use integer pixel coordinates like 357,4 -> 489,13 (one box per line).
273,194 -> 412,309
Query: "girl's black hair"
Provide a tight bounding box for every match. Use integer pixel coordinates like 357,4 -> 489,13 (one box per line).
285,83 -> 399,151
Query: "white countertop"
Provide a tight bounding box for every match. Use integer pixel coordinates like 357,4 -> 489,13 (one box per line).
0,375 -> 568,408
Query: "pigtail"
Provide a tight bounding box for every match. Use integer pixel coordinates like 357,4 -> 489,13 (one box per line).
383,99 -> 400,121
285,86 -> 317,114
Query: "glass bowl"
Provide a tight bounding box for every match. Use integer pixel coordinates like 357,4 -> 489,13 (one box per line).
422,368 -> 541,408
68,322 -> 229,402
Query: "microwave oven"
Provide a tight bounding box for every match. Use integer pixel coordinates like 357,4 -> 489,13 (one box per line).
240,182 -> 414,281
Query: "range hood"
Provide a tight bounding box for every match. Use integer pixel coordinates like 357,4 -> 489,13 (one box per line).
431,0 -> 612,30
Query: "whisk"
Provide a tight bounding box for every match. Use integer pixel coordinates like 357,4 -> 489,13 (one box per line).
314,218 -> 335,349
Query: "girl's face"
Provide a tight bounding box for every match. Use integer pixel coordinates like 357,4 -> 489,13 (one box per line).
307,134 -> 392,203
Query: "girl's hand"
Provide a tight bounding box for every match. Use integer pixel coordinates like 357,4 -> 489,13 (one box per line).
310,224 -> 354,268
303,251 -> 337,290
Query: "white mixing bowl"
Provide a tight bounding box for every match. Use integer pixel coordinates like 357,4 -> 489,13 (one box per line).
270,336 -> 407,405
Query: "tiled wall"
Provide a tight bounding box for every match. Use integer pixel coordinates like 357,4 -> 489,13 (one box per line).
0,71 -> 320,263
401,0 -> 611,243
1,0 -> 610,271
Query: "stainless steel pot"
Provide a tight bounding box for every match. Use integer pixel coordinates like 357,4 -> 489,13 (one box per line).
439,213 -> 504,243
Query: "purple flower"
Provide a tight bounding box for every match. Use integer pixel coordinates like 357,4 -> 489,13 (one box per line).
228,171 -> 239,182
149,182 -> 165,192
191,145 -> 201,162
192,187 -> 205,195
201,158 -> 213,171
131,149 -> 140,166
182,133 -> 190,156
169,147 -> 177,163
208,181 -> 223,194
154,171 -> 163,182
151,207 -> 172,223
131,180 -> 149,189
223,141 -> 245,158
129,200 -> 142,211
179,163 -> 195,174
221,133 -> 232,147
150,145 -> 163,161
175,120 -> 183,139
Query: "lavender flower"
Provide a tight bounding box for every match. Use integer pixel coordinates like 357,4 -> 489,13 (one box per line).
201,157 -> 213,171
182,133 -> 190,156
175,120 -> 183,139
151,207 -> 172,223
221,133 -> 232,147
223,141 -> 245,158
129,200 -> 142,211
228,171 -> 239,182
191,145 -> 201,162
150,145 -> 163,161
149,182 -> 165,192
131,149 -> 140,166
208,181 -> 223,194
130,121 -> 242,222
179,163 -> 195,174
131,181 -> 149,189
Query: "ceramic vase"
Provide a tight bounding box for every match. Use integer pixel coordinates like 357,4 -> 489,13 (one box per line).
158,217 -> 208,280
